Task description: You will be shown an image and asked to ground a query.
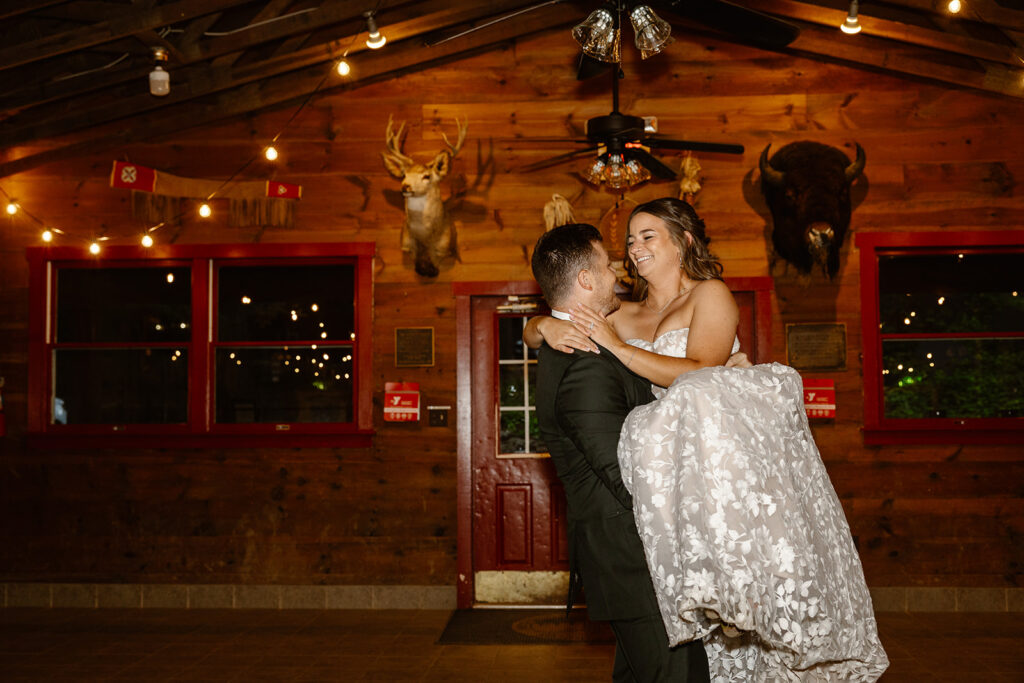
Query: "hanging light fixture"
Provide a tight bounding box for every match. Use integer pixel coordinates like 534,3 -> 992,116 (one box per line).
629,6 -> 672,59
841,0 -> 862,34
336,59 -> 351,76
149,47 -> 170,96
364,12 -> 387,49
264,145 -> 279,161
572,7 -> 620,63
946,0 -> 962,13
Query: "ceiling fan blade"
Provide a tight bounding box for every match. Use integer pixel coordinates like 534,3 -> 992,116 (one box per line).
502,137 -> 591,145
520,146 -> 601,172
646,137 -> 745,155
663,0 -> 800,48
628,149 -> 678,180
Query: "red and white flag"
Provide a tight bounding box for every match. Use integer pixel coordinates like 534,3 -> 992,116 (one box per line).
266,181 -> 301,199
110,161 -> 157,192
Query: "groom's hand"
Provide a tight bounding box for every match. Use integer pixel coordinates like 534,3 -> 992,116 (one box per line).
726,351 -> 752,368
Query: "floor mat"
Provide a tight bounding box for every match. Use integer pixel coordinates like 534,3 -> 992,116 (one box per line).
437,608 -> 615,645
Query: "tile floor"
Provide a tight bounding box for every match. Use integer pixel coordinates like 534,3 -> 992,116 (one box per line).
0,608 -> 1021,682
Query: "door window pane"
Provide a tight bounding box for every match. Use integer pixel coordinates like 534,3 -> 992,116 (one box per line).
497,316 -> 543,455
215,346 -> 353,424
218,265 -> 355,342
57,267 -> 191,343
883,338 -> 1024,419
54,348 -> 188,424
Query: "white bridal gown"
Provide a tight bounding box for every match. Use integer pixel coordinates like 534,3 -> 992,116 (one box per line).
618,328 -> 888,682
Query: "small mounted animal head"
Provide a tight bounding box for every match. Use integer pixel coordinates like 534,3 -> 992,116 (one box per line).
382,116 -> 468,198
759,141 -> 866,279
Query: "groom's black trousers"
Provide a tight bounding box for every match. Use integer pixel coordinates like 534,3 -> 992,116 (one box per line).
610,614 -> 710,683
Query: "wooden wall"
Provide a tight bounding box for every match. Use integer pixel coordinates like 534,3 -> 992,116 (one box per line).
1,27 -> 1021,590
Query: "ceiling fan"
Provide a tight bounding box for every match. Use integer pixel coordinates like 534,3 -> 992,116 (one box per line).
518,64 -> 745,184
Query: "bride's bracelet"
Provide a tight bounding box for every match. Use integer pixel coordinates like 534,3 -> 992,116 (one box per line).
625,347 -> 638,368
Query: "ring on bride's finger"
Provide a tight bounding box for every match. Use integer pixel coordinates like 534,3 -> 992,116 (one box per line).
589,322 -> 595,332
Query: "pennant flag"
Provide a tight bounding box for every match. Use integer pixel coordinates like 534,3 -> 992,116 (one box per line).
110,161 -> 156,192
267,181 -> 301,199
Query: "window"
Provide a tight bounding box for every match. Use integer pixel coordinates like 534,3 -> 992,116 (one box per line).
856,231 -> 1024,444
496,315 -> 546,456
27,243 -> 374,448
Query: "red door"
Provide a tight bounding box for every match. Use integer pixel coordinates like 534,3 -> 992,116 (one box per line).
454,279 -> 773,607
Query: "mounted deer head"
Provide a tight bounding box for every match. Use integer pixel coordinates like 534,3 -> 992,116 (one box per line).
382,116 -> 468,277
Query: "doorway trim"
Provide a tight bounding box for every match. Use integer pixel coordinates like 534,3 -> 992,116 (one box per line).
453,281 -> 541,608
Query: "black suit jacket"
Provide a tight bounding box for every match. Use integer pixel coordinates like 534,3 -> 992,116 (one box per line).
535,342 -> 659,621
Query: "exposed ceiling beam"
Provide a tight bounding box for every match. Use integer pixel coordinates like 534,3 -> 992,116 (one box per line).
783,19 -> 1024,98
0,1 -> 551,147
0,3 -> 581,178
0,0 -> 67,21
873,0 -> 1024,32
743,0 -> 1022,66
0,0 -> 245,71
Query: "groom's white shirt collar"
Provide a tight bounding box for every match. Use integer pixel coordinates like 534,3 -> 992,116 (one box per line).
551,309 -> 571,321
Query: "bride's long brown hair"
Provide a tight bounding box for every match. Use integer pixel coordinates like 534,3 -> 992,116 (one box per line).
625,197 -> 724,302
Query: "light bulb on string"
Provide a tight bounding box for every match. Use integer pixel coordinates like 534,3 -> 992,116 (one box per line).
89,242 -> 101,255
41,229 -> 54,242
336,59 -> 351,76
947,0 -> 962,12
198,203 -> 212,218
141,234 -> 154,247
264,146 -> 279,161
5,202 -> 17,215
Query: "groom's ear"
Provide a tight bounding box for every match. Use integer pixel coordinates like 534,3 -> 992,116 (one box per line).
577,268 -> 593,292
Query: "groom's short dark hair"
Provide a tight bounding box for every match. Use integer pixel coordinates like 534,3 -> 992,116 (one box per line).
531,223 -> 603,308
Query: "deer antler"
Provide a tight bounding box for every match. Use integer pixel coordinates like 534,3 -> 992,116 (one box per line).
384,115 -> 415,166
440,117 -> 468,160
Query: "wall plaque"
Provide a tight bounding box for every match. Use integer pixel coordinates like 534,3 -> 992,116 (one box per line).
395,327 -> 434,367
786,323 -> 847,371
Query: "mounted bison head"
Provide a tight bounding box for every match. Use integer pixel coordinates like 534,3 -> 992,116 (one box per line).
759,141 -> 866,279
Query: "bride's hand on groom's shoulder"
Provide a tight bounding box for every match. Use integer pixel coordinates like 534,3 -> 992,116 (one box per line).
725,351 -> 752,368
569,304 -> 620,353
539,316 -> 599,355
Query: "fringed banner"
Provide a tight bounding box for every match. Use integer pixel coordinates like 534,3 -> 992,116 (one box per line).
111,161 -> 302,228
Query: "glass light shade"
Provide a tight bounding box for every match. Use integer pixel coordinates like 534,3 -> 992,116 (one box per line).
604,155 -> 629,189
149,66 -> 169,96
625,158 -> 651,184
583,157 -> 606,185
572,9 -> 621,63
630,6 -> 672,59
365,15 -> 386,49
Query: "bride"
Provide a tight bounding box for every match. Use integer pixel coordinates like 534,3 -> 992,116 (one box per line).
525,198 -> 888,681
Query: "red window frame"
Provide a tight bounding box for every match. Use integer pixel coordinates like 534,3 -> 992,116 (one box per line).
855,230 -> 1024,445
26,242 -> 375,449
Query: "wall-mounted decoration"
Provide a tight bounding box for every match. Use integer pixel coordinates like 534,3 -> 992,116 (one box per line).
109,161 -> 301,227
787,323 -> 847,371
382,116 -> 467,278
395,327 -> 435,368
759,141 -> 866,279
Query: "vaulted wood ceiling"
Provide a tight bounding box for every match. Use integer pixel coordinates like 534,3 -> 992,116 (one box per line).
1,0 -> 1022,178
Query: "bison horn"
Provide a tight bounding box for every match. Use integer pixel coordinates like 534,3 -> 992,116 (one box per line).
845,143 -> 866,182
759,144 -> 785,188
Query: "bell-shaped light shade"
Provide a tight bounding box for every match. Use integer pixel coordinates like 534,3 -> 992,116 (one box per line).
625,158 -> 651,184
572,8 -> 621,63
604,155 -> 630,189
630,6 -> 672,59
149,65 -> 170,96
583,157 -> 607,185
365,14 -> 387,49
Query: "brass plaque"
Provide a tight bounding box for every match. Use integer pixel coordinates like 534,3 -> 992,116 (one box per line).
395,327 -> 434,367
786,323 -> 847,371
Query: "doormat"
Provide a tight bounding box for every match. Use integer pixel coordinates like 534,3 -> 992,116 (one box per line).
437,609 -> 615,645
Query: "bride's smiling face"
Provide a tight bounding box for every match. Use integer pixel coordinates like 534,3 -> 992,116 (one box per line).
627,212 -> 681,278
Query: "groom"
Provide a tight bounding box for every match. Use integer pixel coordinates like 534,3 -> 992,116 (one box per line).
531,223 -> 710,682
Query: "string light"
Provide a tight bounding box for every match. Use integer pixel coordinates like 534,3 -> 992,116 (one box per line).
141,234 -> 154,247
336,59 -> 351,76
198,203 -> 212,218
89,242 -> 101,254
947,0 -> 962,13
5,202 -> 17,215
264,146 -> 279,161
42,229 -> 54,242
841,0 -> 862,34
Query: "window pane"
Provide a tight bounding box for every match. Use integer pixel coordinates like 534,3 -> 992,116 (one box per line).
218,265 -> 354,342
57,267 -> 191,343
215,346 -> 352,423
54,349 -> 188,424
527,364 -> 538,407
879,253 -> 1024,333
882,339 -> 1024,418
499,365 -> 525,406
500,411 -> 527,453
498,317 -> 525,360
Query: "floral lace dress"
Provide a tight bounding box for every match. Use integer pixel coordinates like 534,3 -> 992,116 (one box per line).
618,329 -> 888,682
